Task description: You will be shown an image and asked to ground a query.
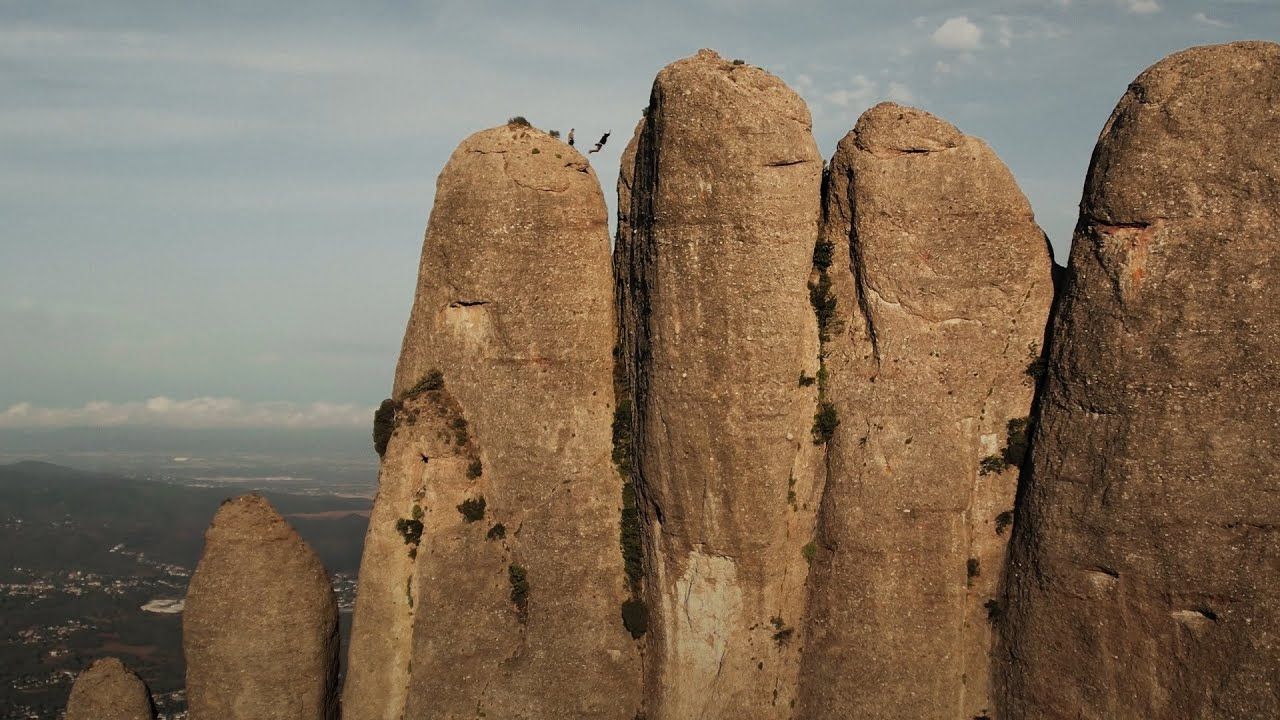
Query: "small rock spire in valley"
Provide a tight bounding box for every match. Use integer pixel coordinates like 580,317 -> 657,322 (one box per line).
65,657 -> 155,720
183,495 -> 339,720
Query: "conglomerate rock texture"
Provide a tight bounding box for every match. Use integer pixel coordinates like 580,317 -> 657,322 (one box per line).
999,41 -> 1280,720
344,121 -> 641,720
65,657 -> 154,720
183,495 -> 339,720
619,49 -> 825,719
796,103 -> 1054,720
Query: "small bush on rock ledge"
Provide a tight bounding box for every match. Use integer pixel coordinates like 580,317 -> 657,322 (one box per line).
621,598 -> 648,638
812,402 -> 839,444
373,399 -> 398,456
457,496 -> 486,523
509,564 -> 530,621
406,369 -> 444,397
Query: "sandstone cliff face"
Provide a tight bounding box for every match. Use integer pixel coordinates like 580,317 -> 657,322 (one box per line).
344,121 -> 641,720
183,495 -> 339,720
65,657 -> 154,720
797,103 -> 1053,720
999,41 -> 1280,720
620,50 -> 825,719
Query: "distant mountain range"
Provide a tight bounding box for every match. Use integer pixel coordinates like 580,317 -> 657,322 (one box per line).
0,460 -> 370,575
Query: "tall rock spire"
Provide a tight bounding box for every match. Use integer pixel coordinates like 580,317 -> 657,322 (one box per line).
999,41 -> 1280,719
343,119 -> 642,719
619,50 -> 825,719
796,102 -> 1054,719
183,495 -> 339,720
65,657 -> 155,720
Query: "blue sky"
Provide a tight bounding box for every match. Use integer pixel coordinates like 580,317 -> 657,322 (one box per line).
1,0 -> 1274,429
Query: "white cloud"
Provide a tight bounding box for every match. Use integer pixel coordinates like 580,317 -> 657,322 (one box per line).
1121,0 -> 1161,14
1192,12 -> 1230,27
932,16 -> 983,51
823,74 -> 877,107
995,15 -> 1015,48
887,81 -> 916,104
0,398 -> 374,429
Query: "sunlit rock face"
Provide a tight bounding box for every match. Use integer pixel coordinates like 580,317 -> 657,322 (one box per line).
795,102 -> 1053,720
183,494 -> 339,720
344,121 -> 641,720
619,49 -> 825,720
65,657 -> 155,720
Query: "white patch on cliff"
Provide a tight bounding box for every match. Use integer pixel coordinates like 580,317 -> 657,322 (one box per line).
665,550 -> 743,718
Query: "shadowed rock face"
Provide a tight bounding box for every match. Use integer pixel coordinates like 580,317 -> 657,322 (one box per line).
797,103 -> 1053,720
65,657 -> 154,720
999,41 -> 1280,720
613,118 -> 645,417
183,495 -> 338,720
620,49 -> 824,719
344,121 -> 641,720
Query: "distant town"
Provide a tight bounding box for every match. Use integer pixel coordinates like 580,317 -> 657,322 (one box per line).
0,460 -> 370,718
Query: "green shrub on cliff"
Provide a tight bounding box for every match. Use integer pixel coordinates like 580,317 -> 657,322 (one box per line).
509,564 -> 530,620
621,598 -> 647,638
812,402 -> 839,444
373,399 -> 398,456
406,369 -> 444,397
457,496 -> 486,523
1002,417 -> 1030,467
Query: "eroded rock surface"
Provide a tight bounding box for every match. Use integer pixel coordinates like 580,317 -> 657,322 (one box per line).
344,120 -> 641,720
1000,41 -> 1280,720
796,103 -> 1053,720
620,50 -> 824,719
65,657 -> 154,720
183,495 -> 339,720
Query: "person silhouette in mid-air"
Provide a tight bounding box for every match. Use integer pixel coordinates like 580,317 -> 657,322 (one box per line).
588,131 -> 611,154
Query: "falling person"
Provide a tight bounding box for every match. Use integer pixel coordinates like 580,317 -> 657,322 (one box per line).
588,131 -> 611,154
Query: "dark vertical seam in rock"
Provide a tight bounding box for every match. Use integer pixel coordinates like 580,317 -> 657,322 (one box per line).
994,236 -> 1073,718
843,153 -> 881,368
628,91 -> 663,717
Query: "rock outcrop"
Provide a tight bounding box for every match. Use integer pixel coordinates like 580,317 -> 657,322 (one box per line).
344,120 -> 641,719
65,657 -> 154,720
183,495 -> 339,720
619,50 -> 825,719
999,41 -> 1280,719
796,103 -> 1054,719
